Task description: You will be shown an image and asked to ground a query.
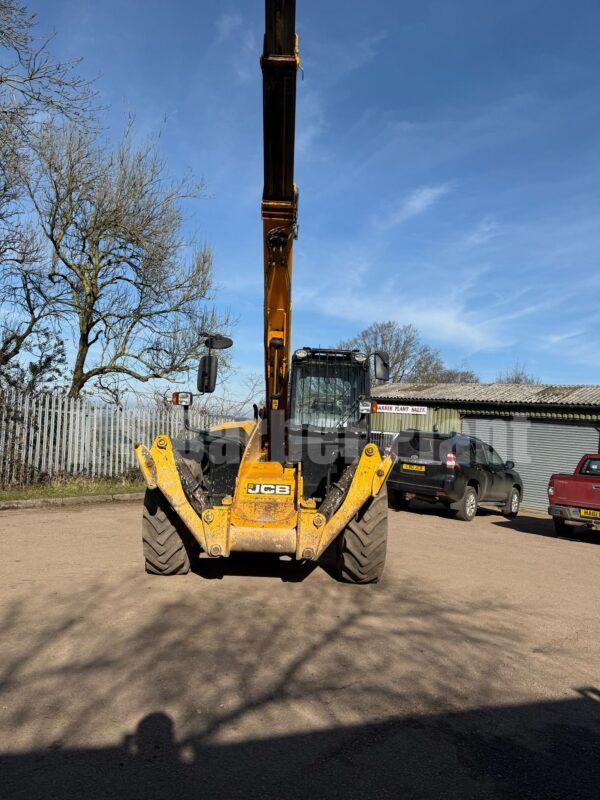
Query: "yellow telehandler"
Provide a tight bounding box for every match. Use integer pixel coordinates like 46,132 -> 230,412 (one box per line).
135,0 -> 394,583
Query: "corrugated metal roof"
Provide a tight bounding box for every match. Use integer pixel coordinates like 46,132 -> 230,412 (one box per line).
371,382 -> 600,407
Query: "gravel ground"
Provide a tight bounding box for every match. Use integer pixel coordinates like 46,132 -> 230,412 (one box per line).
0,499 -> 598,799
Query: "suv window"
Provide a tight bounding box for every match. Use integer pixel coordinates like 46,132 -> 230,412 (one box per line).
473,441 -> 487,465
395,433 -> 449,463
453,436 -> 472,467
487,447 -> 505,468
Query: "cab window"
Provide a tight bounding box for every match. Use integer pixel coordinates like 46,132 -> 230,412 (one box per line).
581,457 -> 600,475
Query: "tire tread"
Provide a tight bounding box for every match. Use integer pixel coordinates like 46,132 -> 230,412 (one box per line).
142,489 -> 199,575
337,487 -> 388,584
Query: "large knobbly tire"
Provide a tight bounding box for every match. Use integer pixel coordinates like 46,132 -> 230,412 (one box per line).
336,486 -> 388,584
143,489 -> 199,575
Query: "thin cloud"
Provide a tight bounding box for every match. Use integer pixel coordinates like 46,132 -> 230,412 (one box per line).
376,184 -> 451,231
233,29 -> 258,82
545,330 -> 584,346
297,90 -> 327,155
307,31 -> 388,85
213,13 -> 257,82
338,32 -> 388,76
464,216 -> 501,247
216,12 -> 243,43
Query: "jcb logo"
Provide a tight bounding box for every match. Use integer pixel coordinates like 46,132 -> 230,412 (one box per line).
246,483 -> 291,496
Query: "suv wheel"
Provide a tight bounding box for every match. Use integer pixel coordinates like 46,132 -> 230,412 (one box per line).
503,487 -> 520,518
456,486 -> 478,522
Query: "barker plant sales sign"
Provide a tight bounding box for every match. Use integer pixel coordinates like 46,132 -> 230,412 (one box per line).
374,403 -> 428,416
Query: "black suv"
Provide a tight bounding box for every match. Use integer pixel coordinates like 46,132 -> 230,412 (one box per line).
387,430 -> 523,521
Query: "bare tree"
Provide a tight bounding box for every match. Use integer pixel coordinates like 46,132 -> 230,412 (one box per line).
0,235 -> 50,365
0,0 -> 92,373
339,321 -> 479,384
433,366 -> 480,383
141,370 -> 262,420
0,1 -> 92,125
0,329 -> 67,393
25,121 -> 227,399
197,372 -> 263,418
496,361 -> 540,385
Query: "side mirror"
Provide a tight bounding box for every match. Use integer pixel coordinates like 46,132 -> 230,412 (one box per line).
374,351 -> 390,382
505,460 -> 515,470
197,353 -> 217,394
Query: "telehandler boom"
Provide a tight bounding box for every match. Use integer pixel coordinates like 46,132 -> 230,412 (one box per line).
135,0 -> 394,583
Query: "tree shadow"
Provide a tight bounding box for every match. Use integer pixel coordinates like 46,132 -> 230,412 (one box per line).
2,690 -> 599,799
0,551 -> 590,799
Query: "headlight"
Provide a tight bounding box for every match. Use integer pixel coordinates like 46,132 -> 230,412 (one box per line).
354,352 -> 368,363
295,349 -> 308,359
548,486 -> 555,496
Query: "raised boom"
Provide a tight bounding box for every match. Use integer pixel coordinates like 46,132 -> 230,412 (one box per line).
261,0 -> 299,460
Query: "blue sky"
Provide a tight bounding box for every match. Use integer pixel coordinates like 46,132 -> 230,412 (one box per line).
34,0 -> 600,390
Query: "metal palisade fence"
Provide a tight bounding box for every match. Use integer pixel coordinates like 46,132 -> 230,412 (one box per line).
0,388 -> 229,486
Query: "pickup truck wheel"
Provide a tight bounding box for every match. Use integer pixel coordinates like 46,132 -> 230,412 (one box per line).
388,489 -> 410,511
336,487 -> 388,584
503,487 -> 520,518
455,486 -> 478,522
143,489 -> 199,575
553,517 -> 570,536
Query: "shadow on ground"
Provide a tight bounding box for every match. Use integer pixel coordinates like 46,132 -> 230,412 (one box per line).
492,514 -> 600,545
394,500 -> 600,545
2,689 -> 599,799
194,552 -> 319,582
0,533 -> 595,799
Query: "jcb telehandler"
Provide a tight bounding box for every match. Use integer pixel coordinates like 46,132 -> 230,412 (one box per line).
135,0 -> 394,583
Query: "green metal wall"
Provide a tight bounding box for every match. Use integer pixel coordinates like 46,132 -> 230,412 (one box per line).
371,406 -> 461,434
371,402 -> 600,434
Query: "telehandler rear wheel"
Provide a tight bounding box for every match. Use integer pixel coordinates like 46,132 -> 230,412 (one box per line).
336,486 -> 388,584
142,489 -> 199,575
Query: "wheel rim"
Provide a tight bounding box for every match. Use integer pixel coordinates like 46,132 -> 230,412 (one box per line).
511,492 -> 519,513
466,492 -> 477,517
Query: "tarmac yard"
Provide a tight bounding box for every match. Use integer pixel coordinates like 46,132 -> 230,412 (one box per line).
0,501 -> 598,799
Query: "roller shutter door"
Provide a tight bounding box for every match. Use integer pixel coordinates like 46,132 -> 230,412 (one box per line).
461,417 -> 600,510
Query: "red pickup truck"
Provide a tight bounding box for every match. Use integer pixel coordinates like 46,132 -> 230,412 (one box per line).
548,454 -> 600,534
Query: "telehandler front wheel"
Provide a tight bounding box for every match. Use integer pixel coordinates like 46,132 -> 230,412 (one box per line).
142,489 -> 200,575
336,486 -> 388,584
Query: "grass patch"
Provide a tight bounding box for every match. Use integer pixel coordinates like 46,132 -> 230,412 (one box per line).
0,474 -> 146,502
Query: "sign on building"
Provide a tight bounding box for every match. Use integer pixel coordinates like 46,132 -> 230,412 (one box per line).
374,403 -> 428,416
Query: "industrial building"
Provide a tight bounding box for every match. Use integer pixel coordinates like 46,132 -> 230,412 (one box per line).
371,383 -> 600,510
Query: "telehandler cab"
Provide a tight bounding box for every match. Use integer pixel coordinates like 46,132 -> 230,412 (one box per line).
135,0 -> 394,583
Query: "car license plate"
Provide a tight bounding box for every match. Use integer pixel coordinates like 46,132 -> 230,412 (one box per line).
579,508 -> 600,519
402,463 -> 426,473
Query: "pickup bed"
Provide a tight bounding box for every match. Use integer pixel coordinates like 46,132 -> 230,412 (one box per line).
548,454 -> 600,533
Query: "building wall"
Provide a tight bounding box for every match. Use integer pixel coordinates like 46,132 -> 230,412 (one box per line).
371,402 -> 600,435
371,406 -> 460,435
